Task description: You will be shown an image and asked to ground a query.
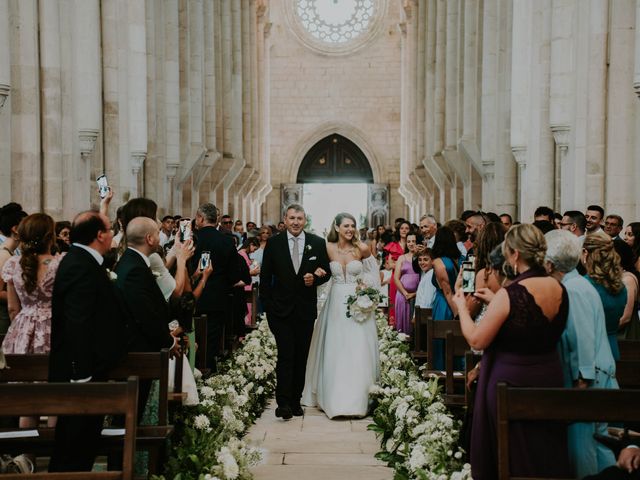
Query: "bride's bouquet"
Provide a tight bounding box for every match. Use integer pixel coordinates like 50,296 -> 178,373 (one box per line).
346,278 -> 382,323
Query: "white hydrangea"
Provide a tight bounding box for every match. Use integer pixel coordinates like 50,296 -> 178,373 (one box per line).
193,414 -> 211,431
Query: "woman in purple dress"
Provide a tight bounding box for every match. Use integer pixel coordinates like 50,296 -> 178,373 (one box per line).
394,233 -> 420,334
453,224 -> 570,480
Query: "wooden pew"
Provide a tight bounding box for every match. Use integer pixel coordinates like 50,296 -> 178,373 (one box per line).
616,359 -> 640,389
618,339 -> 640,361
193,314 -> 210,375
244,284 -> 259,329
411,306 -> 431,363
496,384 -> 640,480
0,350 -> 173,475
422,317 -> 468,407
0,377 -> 139,479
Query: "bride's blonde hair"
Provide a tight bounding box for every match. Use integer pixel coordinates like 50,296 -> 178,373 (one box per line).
327,212 -> 360,247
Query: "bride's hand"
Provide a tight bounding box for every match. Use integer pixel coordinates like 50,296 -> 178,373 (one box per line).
314,267 -> 327,277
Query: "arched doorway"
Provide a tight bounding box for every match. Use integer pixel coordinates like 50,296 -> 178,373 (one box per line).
282,134 -> 388,235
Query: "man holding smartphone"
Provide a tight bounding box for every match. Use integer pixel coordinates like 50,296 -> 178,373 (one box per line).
192,203 -> 240,370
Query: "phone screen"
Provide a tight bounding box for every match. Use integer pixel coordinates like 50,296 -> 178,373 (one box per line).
96,175 -> 109,199
199,251 -> 211,270
462,261 -> 475,293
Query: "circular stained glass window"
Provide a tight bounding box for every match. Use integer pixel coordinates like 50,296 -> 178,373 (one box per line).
296,0 -> 375,44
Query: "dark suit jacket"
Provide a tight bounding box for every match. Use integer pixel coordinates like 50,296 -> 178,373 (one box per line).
192,226 -> 240,312
114,248 -> 174,352
49,246 -> 129,382
259,231 -> 331,319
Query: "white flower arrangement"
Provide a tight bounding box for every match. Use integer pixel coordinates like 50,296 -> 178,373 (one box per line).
161,315 -> 277,479
368,311 -> 471,480
345,279 -> 382,323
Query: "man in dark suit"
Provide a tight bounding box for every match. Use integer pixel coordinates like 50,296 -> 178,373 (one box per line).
114,217 -> 180,416
259,204 -> 331,420
49,211 -> 129,472
115,216 -> 178,354
193,203 -> 240,369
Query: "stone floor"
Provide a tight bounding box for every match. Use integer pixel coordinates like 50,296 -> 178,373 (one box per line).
247,400 -> 393,480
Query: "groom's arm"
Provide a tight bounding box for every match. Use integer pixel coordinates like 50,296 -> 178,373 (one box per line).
259,238 -> 275,310
313,237 -> 331,287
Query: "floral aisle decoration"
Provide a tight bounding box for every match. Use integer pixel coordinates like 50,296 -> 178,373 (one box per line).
157,317 -> 277,480
368,313 -> 472,480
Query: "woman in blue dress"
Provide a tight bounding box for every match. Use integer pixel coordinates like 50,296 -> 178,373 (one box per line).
430,226 -> 461,370
582,233 -> 627,360
545,230 -> 618,478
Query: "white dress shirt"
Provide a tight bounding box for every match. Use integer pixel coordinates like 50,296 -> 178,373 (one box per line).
72,243 -> 104,265
415,269 -> 437,308
287,230 -> 305,266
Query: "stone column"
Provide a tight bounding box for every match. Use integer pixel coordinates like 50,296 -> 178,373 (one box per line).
549,0 -> 574,212
605,0 -> 636,220
0,0 -> 10,111
0,0 -> 11,203
164,0 -> 180,213
634,0 -> 640,98
39,0 -> 63,218
584,0 -> 608,206
10,0 -> 41,212
128,0 -> 147,196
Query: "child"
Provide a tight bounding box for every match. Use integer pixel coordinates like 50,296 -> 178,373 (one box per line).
415,249 -> 436,309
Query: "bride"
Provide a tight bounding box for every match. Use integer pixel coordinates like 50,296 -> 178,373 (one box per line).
301,212 -> 381,419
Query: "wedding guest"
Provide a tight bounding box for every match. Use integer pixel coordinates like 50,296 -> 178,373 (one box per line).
159,215 -> 174,247
586,205 -> 605,234
49,211 -> 129,472
238,237 -> 261,325
54,221 -> 71,253
614,240 -> 640,338
394,233 -> 420,335
2,214 -> 61,355
0,203 -> 26,334
219,214 -> 233,232
623,222 -> 640,271
193,203 -> 240,369
444,219 -> 468,259
453,223 -> 570,480
418,215 -> 437,249
605,215 -> 624,240
414,249 -> 436,309
379,253 -> 395,309
534,205 -> 554,222
582,233 -> 627,360
553,212 -> 563,229
431,226 -> 461,370
499,213 -> 513,230
544,229 -> 618,478
114,217 -> 181,419
384,220 -> 411,260
464,213 -> 486,255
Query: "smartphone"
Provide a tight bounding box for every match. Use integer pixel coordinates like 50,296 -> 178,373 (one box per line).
199,251 -> 211,271
462,261 -> 476,293
180,220 -> 192,242
96,174 -> 109,199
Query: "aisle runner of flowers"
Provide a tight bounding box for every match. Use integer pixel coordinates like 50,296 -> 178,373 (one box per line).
368,313 -> 472,480
156,319 -> 277,480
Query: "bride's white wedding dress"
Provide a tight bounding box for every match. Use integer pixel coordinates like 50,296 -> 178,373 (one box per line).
301,256 -> 381,419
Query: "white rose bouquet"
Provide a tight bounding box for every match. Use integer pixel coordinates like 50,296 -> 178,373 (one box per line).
346,279 -> 382,324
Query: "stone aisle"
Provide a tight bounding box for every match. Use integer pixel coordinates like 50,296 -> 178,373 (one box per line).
247,400 -> 393,480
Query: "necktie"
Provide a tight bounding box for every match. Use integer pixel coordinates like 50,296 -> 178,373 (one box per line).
292,237 -> 300,273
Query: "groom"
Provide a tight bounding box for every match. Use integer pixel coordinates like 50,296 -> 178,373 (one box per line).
260,204 -> 331,419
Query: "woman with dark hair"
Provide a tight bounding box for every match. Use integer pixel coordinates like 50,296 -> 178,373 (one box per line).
384,221 -> 411,327
0,203 -> 27,334
393,232 -> 420,335
430,226 -> 462,369
54,221 -> 71,253
2,213 -> 60,354
623,222 -> 640,272
613,239 -> 640,339
238,237 -> 261,325
583,233 -> 627,359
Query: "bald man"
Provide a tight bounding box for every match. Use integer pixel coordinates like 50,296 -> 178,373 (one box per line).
115,216 -> 178,354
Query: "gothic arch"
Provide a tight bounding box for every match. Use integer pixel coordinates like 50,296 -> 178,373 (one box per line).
288,122 -> 383,183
